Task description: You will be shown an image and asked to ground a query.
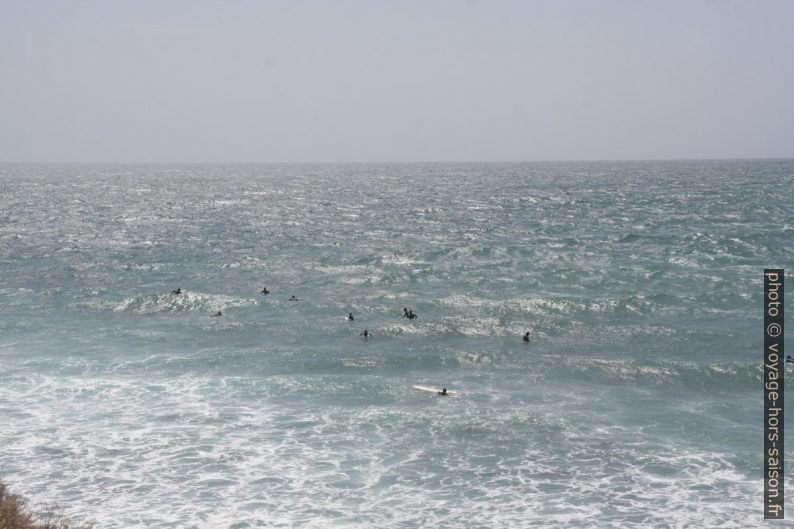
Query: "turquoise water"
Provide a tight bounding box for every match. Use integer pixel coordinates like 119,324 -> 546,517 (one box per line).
0,161 -> 791,527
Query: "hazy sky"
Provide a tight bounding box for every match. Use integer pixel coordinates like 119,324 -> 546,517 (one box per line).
1,1 -> 792,162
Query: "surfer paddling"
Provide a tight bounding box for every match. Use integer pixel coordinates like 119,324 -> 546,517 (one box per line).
414,385 -> 458,396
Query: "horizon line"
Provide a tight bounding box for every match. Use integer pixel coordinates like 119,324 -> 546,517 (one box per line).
1,156 -> 793,165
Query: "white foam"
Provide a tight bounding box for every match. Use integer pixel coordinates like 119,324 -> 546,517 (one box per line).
114,291 -> 257,315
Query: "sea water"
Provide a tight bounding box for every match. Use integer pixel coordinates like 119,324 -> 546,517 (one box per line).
0,161 -> 791,528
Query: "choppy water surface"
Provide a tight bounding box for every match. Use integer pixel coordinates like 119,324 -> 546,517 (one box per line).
0,161 -> 792,527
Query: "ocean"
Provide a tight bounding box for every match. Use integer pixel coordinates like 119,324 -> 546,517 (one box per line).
0,160 -> 791,528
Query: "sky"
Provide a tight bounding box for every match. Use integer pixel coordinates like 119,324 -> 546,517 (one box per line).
1,0 -> 792,163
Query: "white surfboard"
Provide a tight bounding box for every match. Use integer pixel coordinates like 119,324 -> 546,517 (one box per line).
413,385 -> 459,396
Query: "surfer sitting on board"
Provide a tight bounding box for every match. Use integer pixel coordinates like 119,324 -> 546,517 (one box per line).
523,332 -> 530,342
261,287 -> 269,294
360,330 -> 370,338
347,313 -> 354,321
438,388 -> 449,396
403,308 -> 410,318
289,295 -> 298,301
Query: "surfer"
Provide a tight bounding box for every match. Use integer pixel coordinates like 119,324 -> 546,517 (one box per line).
289,295 -> 298,301
438,388 -> 448,396
360,330 -> 370,338
261,287 -> 269,295
212,310 -> 223,317
403,308 -> 410,318
523,332 -> 530,342
787,355 -> 794,364
407,310 -> 417,319
171,287 -> 181,295
347,312 -> 355,321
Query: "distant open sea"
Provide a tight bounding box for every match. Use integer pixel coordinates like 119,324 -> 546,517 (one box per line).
0,161 -> 791,528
